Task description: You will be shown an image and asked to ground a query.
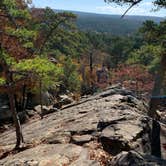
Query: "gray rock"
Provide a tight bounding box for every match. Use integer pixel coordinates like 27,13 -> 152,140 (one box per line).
34,105 -> 58,116
0,86 -> 166,164
28,92 -> 53,108
110,151 -> 166,166
99,118 -> 151,155
26,109 -> 37,117
0,144 -> 99,166
72,134 -> 93,145
44,131 -> 71,144
59,94 -> 74,106
34,105 -> 42,114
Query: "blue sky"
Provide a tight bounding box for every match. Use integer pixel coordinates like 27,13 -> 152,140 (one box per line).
32,0 -> 165,17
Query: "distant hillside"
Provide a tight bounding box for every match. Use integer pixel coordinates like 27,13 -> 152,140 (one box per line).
56,10 -> 164,35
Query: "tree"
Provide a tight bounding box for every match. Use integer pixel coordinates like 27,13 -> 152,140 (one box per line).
127,44 -> 162,73
128,20 -> 166,117
135,20 -> 166,117
0,0 -> 35,149
0,0 -> 64,148
105,0 -> 166,118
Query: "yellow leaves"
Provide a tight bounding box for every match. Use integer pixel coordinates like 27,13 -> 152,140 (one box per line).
6,27 -> 37,41
0,77 -> 6,85
14,57 -> 64,90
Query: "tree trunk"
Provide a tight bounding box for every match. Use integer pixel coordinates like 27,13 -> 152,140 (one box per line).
90,51 -> 93,74
8,87 -> 24,149
21,84 -> 26,111
89,50 -> 93,90
149,49 -> 166,118
1,59 -> 24,148
39,80 -> 43,119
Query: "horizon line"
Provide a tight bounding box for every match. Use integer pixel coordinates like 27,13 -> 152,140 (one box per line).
33,7 -> 165,18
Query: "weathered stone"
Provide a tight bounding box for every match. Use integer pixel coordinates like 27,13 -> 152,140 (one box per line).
26,109 -> 38,117
59,94 -> 74,105
44,131 -> 71,144
100,120 -> 148,155
110,151 -> 166,166
72,134 -> 93,145
0,144 -> 98,166
0,86 -> 166,165
34,105 -> 58,116
34,105 -> 42,114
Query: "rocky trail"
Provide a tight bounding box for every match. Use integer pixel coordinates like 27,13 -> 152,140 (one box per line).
0,86 -> 166,166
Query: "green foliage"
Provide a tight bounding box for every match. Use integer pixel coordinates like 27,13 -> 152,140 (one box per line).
36,8 -> 89,59
6,27 -> 37,41
58,56 -> 82,92
1,0 -> 31,20
127,20 -> 166,74
15,57 -> 63,90
10,8 -> 31,19
46,30 -> 89,58
127,45 -> 162,73
1,0 -> 17,8
0,51 -> 16,66
75,11 -> 163,36
0,77 -> 6,85
85,32 -> 137,68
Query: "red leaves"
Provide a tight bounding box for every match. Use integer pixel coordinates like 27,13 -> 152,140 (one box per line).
110,64 -> 154,98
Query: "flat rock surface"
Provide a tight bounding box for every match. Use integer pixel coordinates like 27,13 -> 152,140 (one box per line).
0,144 -> 100,166
0,86 -> 165,165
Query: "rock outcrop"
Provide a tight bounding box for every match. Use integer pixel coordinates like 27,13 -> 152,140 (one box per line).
0,85 -> 166,165
110,151 -> 166,166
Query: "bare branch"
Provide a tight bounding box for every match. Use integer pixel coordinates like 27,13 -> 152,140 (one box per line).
121,0 -> 142,18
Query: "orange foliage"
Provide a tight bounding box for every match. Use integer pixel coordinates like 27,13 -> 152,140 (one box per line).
0,1 -> 32,60
110,64 -> 154,98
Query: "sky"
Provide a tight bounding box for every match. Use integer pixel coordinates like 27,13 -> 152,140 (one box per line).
32,0 -> 166,17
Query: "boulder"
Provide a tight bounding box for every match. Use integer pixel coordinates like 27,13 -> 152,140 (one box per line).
27,92 -> 53,109
34,105 -> 58,116
59,94 -> 74,105
72,134 -> 93,145
26,109 -> 38,117
53,94 -> 74,109
99,117 -> 151,155
110,151 -> 166,166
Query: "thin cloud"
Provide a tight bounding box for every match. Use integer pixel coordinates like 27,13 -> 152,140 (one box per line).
96,1 -> 165,16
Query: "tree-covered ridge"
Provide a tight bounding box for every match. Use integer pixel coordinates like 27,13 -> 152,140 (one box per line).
56,10 -> 164,35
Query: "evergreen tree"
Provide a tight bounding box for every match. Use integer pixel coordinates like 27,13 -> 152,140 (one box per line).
0,0 -> 63,148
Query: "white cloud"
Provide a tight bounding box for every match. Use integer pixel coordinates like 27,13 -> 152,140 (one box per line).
96,1 -> 165,16
96,6 -> 125,14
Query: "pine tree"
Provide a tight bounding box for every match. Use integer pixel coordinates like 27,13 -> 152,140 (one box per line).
0,0 -> 63,148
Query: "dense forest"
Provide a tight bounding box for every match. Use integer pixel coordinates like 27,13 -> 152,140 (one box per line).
74,10 -> 164,35
0,0 -> 166,153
